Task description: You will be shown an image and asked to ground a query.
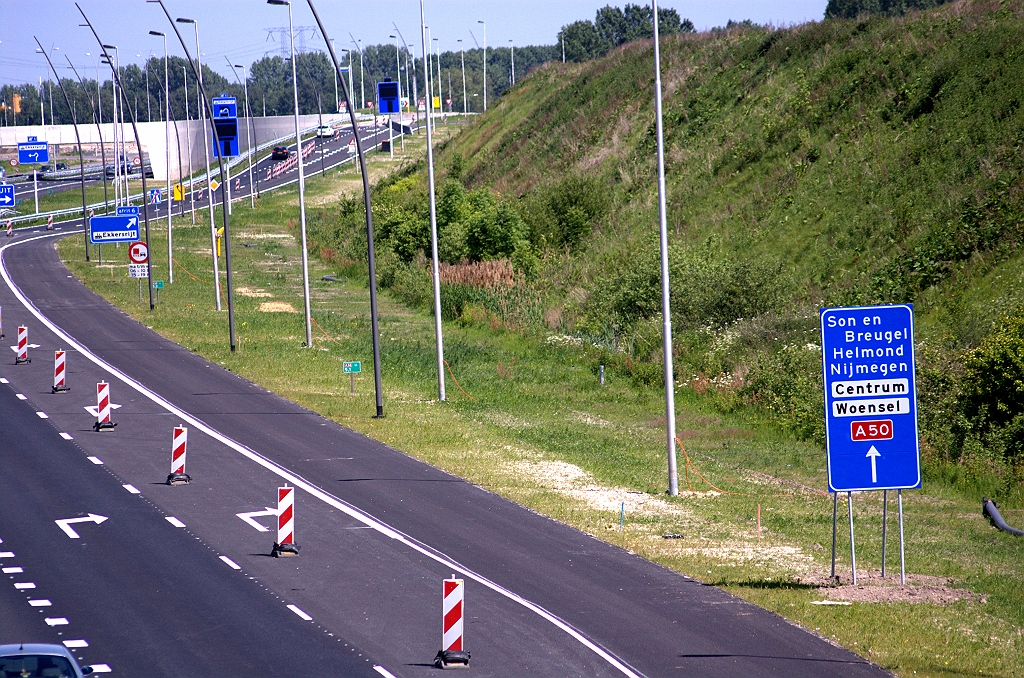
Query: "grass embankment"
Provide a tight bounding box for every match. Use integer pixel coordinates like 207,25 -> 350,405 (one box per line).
58,134 -> 1023,676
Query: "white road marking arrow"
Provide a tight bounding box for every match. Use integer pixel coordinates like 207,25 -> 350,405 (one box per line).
10,344 -> 41,351
866,445 -> 881,483
55,514 -> 108,539
236,507 -> 277,532
84,403 -> 122,416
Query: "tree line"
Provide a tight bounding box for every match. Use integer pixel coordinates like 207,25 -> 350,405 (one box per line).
0,4 -> 695,128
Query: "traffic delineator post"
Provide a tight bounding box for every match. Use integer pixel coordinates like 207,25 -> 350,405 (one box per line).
434,576 -> 470,669
167,426 -> 191,485
15,325 -> 30,364
46,215 -> 54,230
93,381 -> 116,431
5,221 -> 11,238
272,485 -> 300,557
52,350 -> 70,393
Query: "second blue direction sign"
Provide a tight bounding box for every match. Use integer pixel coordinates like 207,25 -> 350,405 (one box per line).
90,205 -> 140,244
820,304 -> 921,493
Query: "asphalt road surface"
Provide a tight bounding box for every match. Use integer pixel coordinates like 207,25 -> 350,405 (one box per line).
0,137 -> 891,677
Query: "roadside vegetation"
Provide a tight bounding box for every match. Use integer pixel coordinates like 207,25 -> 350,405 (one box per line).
55,2 -> 1024,675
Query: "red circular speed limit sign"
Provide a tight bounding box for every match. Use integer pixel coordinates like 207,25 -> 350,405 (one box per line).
129,241 -> 149,264
9,159 -> 18,167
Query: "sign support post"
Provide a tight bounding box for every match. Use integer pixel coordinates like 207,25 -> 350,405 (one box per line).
881,489 -> 888,578
898,490 -> 906,585
830,493 -> 837,580
847,492 -> 857,585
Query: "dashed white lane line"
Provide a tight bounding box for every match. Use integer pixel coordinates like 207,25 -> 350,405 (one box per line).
373,667 -> 399,678
28,599 -> 52,607
0,232 -> 644,678
0,552 -> 14,558
122,484 -> 140,494
15,393 -> 26,400
59,432 -> 73,440
89,664 -> 112,673
14,582 -> 35,589
36,411 -> 48,419
2,567 -> 23,573
287,604 -> 312,621
87,456 -> 103,465
219,556 -> 241,570
62,640 -> 88,649
45,618 -> 69,626
0,377 -> 8,383
165,516 -> 186,528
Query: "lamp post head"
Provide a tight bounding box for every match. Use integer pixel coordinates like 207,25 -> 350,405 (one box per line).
175,17 -> 195,24
149,31 -> 165,37
102,44 -> 117,50
267,0 -> 290,5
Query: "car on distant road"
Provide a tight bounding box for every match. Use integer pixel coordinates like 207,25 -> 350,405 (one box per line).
0,643 -> 96,676
271,145 -> 290,161
315,125 -> 337,139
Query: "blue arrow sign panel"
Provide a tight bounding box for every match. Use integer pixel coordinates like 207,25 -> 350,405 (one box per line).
89,214 -> 140,244
0,185 -> 14,208
211,97 -> 237,120
821,304 -> 921,492
18,141 -> 50,165
377,81 -> 401,114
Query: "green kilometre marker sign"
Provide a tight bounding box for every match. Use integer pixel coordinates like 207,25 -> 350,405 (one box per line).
344,361 -> 361,395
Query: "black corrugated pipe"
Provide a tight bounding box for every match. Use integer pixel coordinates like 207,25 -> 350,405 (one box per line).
983,498 -> 1024,537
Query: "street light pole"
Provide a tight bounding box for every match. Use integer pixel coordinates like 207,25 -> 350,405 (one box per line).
306,0 -> 386,418
349,34 -> 364,111
175,16 -> 222,311
153,0 -> 237,352
35,39 -> 89,262
421,0 -> 446,402
477,20 -> 486,111
232,63 -> 257,208
183,65 -> 194,223
458,39 -> 467,114
150,31 -> 172,284
269,0 -> 313,350
79,6 -> 156,312
651,0 -> 678,495
509,39 -> 515,86
390,33 -> 404,151
66,55 -> 109,219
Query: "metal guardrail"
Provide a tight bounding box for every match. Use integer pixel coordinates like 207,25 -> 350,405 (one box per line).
4,117 -> 401,227
2,116 -> 379,226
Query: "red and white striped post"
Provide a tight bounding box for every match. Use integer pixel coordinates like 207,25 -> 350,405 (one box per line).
435,576 -> 470,668
15,326 -> 30,364
272,485 -> 300,557
52,350 -> 70,393
93,381 -> 116,431
167,426 -> 191,485
5,221 -> 12,238
46,215 -> 54,230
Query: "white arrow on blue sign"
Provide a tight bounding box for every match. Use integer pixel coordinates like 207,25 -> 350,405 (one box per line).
820,304 -> 921,493
0,185 -> 14,207
17,139 -> 50,165
89,214 -> 140,244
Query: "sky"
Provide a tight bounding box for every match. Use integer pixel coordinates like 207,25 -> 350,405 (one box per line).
0,1 -> 830,85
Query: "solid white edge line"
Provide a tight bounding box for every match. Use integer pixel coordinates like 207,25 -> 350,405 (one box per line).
1,232 -> 644,678
165,516 -> 186,528
219,555 -> 241,570
287,604 -> 313,621
373,666 -> 398,678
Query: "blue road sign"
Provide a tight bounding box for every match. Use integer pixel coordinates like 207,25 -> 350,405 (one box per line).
0,185 -> 14,208
821,304 -> 921,493
18,136 -> 50,165
211,95 -> 239,158
89,214 -> 140,244
117,205 -> 139,216
377,80 -> 401,114
149,189 -> 162,204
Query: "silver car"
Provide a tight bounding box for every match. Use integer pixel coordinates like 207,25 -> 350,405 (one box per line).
0,643 -> 95,677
